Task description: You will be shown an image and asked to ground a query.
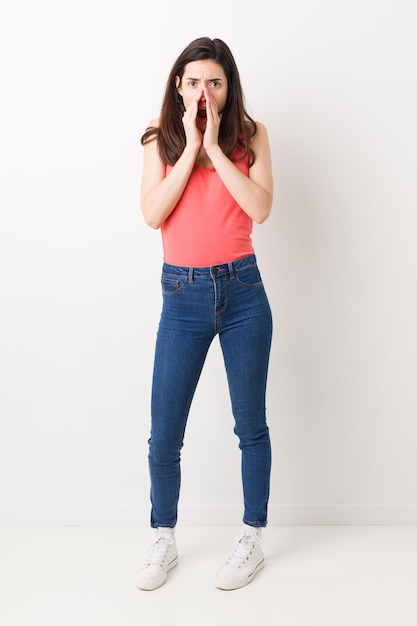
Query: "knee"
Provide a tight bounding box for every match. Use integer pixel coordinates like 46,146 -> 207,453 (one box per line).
148,436 -> 182,466
234,421 -> 270,450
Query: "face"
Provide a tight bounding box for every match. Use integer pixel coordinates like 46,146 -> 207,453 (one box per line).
176,59 -> 228,129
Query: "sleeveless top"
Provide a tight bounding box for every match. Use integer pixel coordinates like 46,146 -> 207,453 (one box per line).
161,149 -> 254,267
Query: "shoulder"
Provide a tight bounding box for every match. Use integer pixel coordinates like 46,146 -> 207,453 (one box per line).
251,121 -> 270,150
253,121 -> 269,139
142,117 -> 160,148
147,117 -> 160,129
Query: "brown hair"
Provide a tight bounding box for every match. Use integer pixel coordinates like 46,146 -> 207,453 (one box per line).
140,37 -> 257,165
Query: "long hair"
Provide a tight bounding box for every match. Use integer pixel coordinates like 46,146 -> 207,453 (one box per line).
140,37 -> 257,165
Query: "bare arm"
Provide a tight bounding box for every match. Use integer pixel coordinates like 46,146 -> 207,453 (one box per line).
203,88 -> 273,224
140,120 -> 200,229
141,90 -> 206,229
205,122 -> 273,224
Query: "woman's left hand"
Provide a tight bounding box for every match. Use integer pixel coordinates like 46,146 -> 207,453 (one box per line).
202,88 -> 222,152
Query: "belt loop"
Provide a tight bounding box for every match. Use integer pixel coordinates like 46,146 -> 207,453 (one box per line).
228,261 -> 235,279
188,266 -> 194,283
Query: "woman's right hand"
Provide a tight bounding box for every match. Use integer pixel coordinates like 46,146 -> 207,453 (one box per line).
181,89 -> 204,151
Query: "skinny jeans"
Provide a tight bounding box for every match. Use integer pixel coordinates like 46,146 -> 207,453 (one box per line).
148,254 -> 273,529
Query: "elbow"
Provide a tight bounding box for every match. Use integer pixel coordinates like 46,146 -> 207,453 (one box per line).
252,190 -> 272,224
253,213 -> 268,225
144,215 -> 162,230
142,205 -> 162,230
253,205 -> 272,225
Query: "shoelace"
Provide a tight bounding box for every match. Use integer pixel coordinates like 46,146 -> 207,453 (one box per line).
145,532 -> 174,566
226,529 -> 262,567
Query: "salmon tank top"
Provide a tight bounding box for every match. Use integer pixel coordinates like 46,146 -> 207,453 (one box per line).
161,149 -> 255,267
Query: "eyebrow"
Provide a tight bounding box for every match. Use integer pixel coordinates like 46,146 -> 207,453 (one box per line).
184,76 -> 223,82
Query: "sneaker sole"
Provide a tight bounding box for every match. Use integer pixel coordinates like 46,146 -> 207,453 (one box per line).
166,554 -> 179,572
136,554 -> 178,591
216,558 -> 264,591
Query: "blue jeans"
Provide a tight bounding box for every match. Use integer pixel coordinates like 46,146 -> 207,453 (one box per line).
148,254 -> 273,529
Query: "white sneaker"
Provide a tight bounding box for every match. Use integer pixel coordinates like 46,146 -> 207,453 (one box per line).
136,527 -> 178,591
215,525 -> 264,590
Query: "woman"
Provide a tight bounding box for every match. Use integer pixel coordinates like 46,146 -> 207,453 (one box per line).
136,37 -> 273,591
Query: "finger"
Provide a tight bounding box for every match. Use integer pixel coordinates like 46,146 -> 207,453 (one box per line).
203,90 -> 213,122
184,99 -> 199,124
206,90 -> 219,121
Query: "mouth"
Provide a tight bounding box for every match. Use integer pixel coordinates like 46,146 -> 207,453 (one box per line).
197,108 -> 207,120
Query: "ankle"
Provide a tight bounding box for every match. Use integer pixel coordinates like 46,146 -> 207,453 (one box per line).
155,526 -> 176,538
243,524 -> 262,536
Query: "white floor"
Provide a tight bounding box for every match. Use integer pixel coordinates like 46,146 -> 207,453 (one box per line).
1,525 -> 417,626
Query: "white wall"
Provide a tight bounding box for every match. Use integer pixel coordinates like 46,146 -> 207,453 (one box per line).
1,0 -> 416,526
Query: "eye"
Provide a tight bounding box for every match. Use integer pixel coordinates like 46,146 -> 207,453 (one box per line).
209,80 -> 220,87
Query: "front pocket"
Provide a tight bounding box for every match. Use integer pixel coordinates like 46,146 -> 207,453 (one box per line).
161,274 -> 187,294
234,264 -> 263,287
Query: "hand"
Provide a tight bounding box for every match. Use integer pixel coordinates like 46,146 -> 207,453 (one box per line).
181,89 -> 204,150
202,88 -> 222,153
